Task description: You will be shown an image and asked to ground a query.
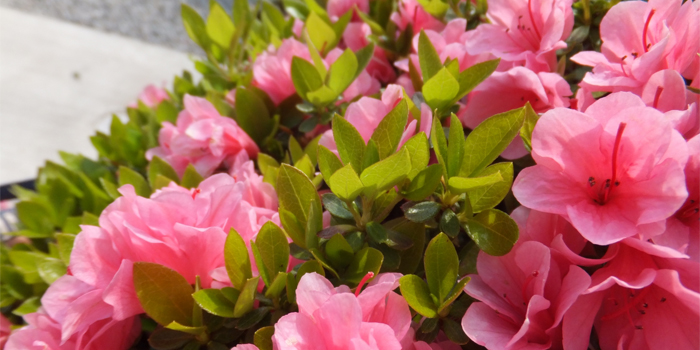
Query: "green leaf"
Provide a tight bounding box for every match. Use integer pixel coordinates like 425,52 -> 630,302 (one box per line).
280,209 -> 306,247
289,137 -> 305,164
165,321 -> 206,336
181,4 -> 211,50
306,12 -> 336,55
418,30 -> 442,81
12,296 -> 41,316
1,266 -> 31,299
233,277 -> 260,318
180,164 -> 204,189
148,156 -> 179,189
465,209 -> 519,256
148,328 -> 195,349
100,178 -> 120,199
447,171 -> 503,194
447,114 -> 464,177
264,272 -> 288,299
37,257 -> 66,284
369,99 -> 408,160
307,86 -> 338,106
318,144 -> 343,185
344,247 -> 383,284
237,307 -> 271,330
404,201 -> 441,223
417,0 -> 449,17
423,67 -> 459,110
365,221 -> 388,245
8,251 -> 42,283
255,221 -> 291,278
424,233 -> 459,304
277,165 -> 323,249
294,154 -> 316,179
468,162 -> 514,212
402,164 -> 442,201
309,248 -> 340,278
325,234 -> 354,269
16,201 -> 53,235
224,228 -> 252,290
520,102 -> 539,152
321,193 -> 354,220
233,0 -> 251,29
362,140 -> 380,170
133,262 -> 194,326
56,233 -> 76,265
460,106 -> 526,177
329,164 -> 364,201
443,318 -> 470,344
332,115 -> 366,173
354,43 -> 375,78
401,132 -> 430,180
431,117 -> 448,176
328,49 -> 359,94
254,326 -> 275,350
440,209 -> 460,238
235,87 -> 273,143
385,218 -> 426,274
192,288 -> 236,317
455,58 -> 500,100
399,275 -> 438,318
206,0 -> 235,48
291,56 -> 324,100
359,148 -> 411,196
118,166 -> 150,196
438,276 -> 470,313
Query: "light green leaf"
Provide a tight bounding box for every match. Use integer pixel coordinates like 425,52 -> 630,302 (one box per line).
359,148 -> 411,196
180,164 -> 204,189
424,233 -> 459,304
235,87 -> 273,143
447,114 -> 464,178
56,233 -> 76,265
417,0 -> 450,17
401,132 -> 430,180
328,49 -> 359,94
265,272 -> 288,299
224,228 -> 252,290
118,166 -> 150,196
344,247 -> 383,284
306,85 -> 339,106
12,297 -> 40,316
520,102 -> 539,152
460,106 -> 526,177
468,162 -> 514,212
318,146 -> 343,186
332,114 -> 366,173
325,234 -> 354,269
289,137 -> 305,164
439,276 -> 470,313
206,0 -> 235,48
362,139 -> 380,170
133,262 -> 194,326
418,30 -> 442,81
465,209 -> 519,256
254,326 -> 275,350
291,56 -> 324,100
329,164 -> 364,200
369,99 -> 408,160
455,58 -> 500,100
431,117 -> 448,176
181,4 -> 211,50
399,274 -> 438,318
306,12 -> 336,55
402,164 -> 442,201
277,165 -> 323,249
37,257 -> 66,284
423,67 -> 459,110
192,288 -> 236,317
233,276 -> 260,317
447,171 -> 503,194
165,321 -> 206,336
148,156 -> 179,189
256,221 -> 291,278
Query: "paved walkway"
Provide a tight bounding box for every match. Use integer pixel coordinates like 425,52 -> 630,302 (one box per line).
0,7 -> 196,185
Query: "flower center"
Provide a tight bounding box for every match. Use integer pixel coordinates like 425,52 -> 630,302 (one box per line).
600,287 -> 651,330
521,270 -> 539,304
590,123 -> 627,205
527,0 -> 542,41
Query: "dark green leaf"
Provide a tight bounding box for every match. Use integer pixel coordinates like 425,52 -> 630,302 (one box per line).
235,87 -> 273,143
465,209 -> 519,256
237,307 -> 271,330
440,209 -> 460,238
254,326 -> 275,350
404,201 -> 441,223
325,234 -> 354,269
255,221 -> 290,278
344,247 -> 383,284
443,318 -> 470,344
321,193 -> 354,220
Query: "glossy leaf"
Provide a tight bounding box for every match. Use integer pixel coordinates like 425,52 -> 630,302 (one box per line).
133,262 -> 194,326
402,164 -> 442,201
465,209 -> 519,256
423,67 -> 459,110
468,162 -> 514,212
359,148 -> 411,196
417,31 -> 442,81
192,288 -> 236,317
332,114 -> 366,173
399,275 -> 437,318
344,247 -> 383,284
447,171 -> 503,194
369,99 -> 408,160
404,201 -> 441,223
118,166 -> 150,196
424,233 -> 459,304
329,164 -> 364,201
233,276 -> 260,317
277,164 -> 323,249
235,87 -> 273,143
520,102 -> 539,152
224,228 -> 252,290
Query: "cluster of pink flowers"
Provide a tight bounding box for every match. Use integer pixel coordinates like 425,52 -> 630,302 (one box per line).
6,156 -> 279,349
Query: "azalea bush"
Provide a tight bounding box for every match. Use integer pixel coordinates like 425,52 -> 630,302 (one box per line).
1,0 -> 698,349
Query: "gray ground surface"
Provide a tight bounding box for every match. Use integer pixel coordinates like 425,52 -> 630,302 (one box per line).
0,0 -> 234,53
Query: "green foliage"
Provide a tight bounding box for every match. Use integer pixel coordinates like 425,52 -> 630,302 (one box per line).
133,262 -> 195,327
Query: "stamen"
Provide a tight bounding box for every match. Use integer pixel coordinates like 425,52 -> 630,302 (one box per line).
355,271 -> 375,297
588,177 -> 596,187
643,10 -> 656,53
521,271 -> 539,303
527,0 -> 542,40
192,188 -> 201,199
597,123 -> 627,204
653,87 -> 664,109
600,287 -> 649,328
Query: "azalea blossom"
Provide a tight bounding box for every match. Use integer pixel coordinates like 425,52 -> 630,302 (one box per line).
318,84 -> 432,155
273,272 -> 412,350
343,22 -> 396,83
513,92 -> 689,245
464,0 -> 574,72
639,69 -> 699,138
327,0 -> 368,20
459,67 -> 572,159
563,239 -> 700,350
461,237 -> 591,349
128,84 -> 169,108
572,0 -> 700,94
390,0 -> 445,33
146,95 -> 259,177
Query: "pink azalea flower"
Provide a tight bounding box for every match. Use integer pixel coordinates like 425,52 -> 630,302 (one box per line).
640,69 -> 699,139
343,23 -> 397,83
273,272 -> 412,350
128,84 -> 169,108
4,309 -> 140,350
464,0 -> 574,72
1,314 -> 10,348
36,168 -> 278,343
146,95 -> 259,177
253,39 -> 312,105
390,0 -> 445,33
571,0 -> 700,94
396,19 -> 489,79
231,345 -> 260,350
327,0 -> 368,20
318,84 -> 432,155
458,67 -> 572,159
563,239 -> 700,350
513,92 -> 689,245
461,238 -> 591,349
